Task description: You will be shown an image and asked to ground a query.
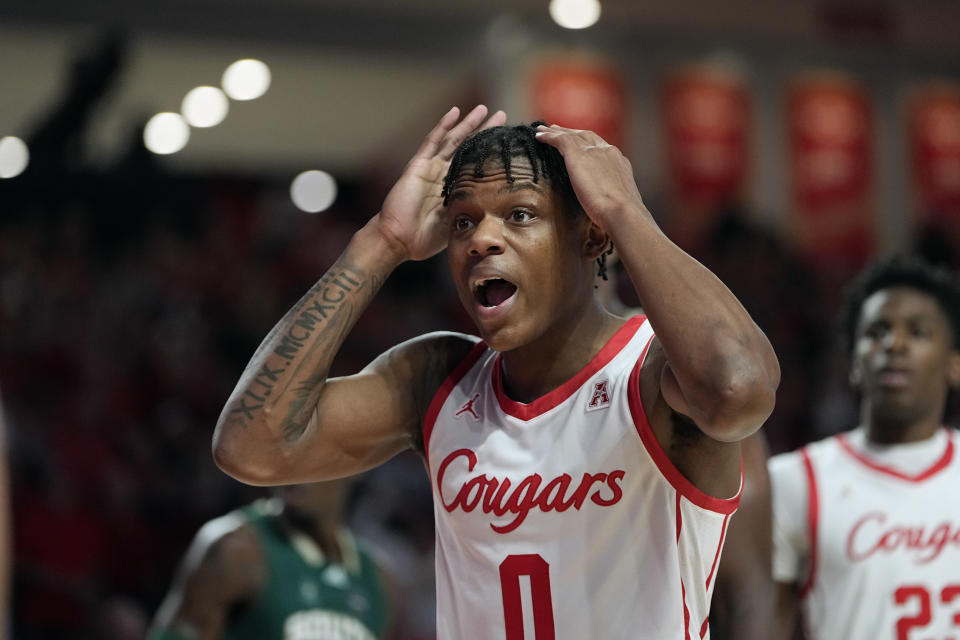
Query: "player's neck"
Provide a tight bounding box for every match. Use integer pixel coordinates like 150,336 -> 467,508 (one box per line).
280,510 -> 344,563
861,408 -> 943,445
594,275 -> 626,316
499,305 -> 623,404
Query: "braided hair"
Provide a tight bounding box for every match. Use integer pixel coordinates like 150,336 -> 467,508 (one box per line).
441,122 -> 614,279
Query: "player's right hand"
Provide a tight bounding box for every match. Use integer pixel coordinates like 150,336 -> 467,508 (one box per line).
374,105 -> 507,262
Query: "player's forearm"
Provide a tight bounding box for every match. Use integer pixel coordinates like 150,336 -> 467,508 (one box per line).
607,204 -> 779,440
213,219 -> 404,484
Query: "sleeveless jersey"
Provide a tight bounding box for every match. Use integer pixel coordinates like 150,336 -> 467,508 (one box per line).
769,428 -> 960,640
223,499 -> 389,640
423,316 -> 741,640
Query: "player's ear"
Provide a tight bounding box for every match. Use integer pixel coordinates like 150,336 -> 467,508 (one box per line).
582,220 -> 610,260
946,349 -> 960,389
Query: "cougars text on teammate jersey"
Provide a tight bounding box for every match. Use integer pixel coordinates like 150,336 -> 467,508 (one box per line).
846,511 -> 960,563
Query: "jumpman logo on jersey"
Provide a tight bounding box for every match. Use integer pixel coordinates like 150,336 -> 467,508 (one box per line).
587,379 -> 611,412
455,393 -> 481,421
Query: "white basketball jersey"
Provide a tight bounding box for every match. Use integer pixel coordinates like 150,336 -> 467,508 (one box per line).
769,428 -> 960,640
423,316 -> 741,640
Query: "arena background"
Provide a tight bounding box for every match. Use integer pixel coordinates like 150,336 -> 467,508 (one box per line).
2,1 -> 960,637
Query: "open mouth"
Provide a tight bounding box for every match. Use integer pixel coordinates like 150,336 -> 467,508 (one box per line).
878,369 -> 910,386
474,278 -> 518,308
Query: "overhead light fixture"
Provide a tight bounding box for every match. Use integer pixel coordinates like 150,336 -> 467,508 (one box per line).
143,112 -> 190,155
549,0 -> 601,29
290,170 -> 338,213
182,86 -> 229,128
222,59 -> 271,101
0,136 -> 29,178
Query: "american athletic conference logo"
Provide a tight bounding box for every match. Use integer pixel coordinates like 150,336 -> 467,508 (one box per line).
586,378 -> 611,412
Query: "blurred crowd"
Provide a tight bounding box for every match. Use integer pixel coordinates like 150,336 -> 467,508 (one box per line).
1,160 -> 956,638
0,168 -> 459,638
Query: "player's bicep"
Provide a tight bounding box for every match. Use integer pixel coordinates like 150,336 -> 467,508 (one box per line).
292,332 -> 478,480
640,337 -> 702,430
308,368 -> 420,475
639,339 -> 742,498
659,360 -> 695,420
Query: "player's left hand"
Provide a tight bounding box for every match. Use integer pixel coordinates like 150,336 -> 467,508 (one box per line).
534,124 -> 645,231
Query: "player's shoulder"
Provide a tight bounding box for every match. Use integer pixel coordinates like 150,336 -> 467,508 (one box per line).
380,331 -> 484,384
176,502 -> 271,600
400,331 -> 481,358
768,431 -> 849,479
195,510 -> 247,547
768,447 -> 804,484
377,331 -> 480,363
189,502 -> 269,567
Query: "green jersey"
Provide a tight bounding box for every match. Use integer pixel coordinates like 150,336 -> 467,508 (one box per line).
223,499 -> 389,640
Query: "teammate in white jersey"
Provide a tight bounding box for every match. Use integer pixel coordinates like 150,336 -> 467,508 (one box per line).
212,105 -> 780,638
770,255 -> 960,639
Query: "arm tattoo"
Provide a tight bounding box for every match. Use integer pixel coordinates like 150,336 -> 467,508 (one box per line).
227,264 -> 377,436
279,301 -> 355,441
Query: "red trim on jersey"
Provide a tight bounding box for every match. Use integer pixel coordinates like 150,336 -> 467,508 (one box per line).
491,316 -> 647,421
422,340 -> 489,461
704,513 -> 731,591
627,338 -> 742,515
836,428 -> 954,483
676,491 -> 692,640
675,490 -> 683,542
799,448 -> 819,599
699,617 -> 710,639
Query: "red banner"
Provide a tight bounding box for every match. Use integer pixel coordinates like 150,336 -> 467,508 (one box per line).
531,59 -> 627,150
909,84 -> 960,223
662,69 -> 749,207
787,74 -> 874,265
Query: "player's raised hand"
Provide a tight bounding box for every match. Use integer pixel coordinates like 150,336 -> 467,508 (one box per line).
533,124 -> 645,231
377,105 -> 507,261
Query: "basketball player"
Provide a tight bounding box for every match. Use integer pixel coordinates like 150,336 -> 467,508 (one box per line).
770,255 -> 960,639
148,481 -> 391,640
213,105 -> 780,638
